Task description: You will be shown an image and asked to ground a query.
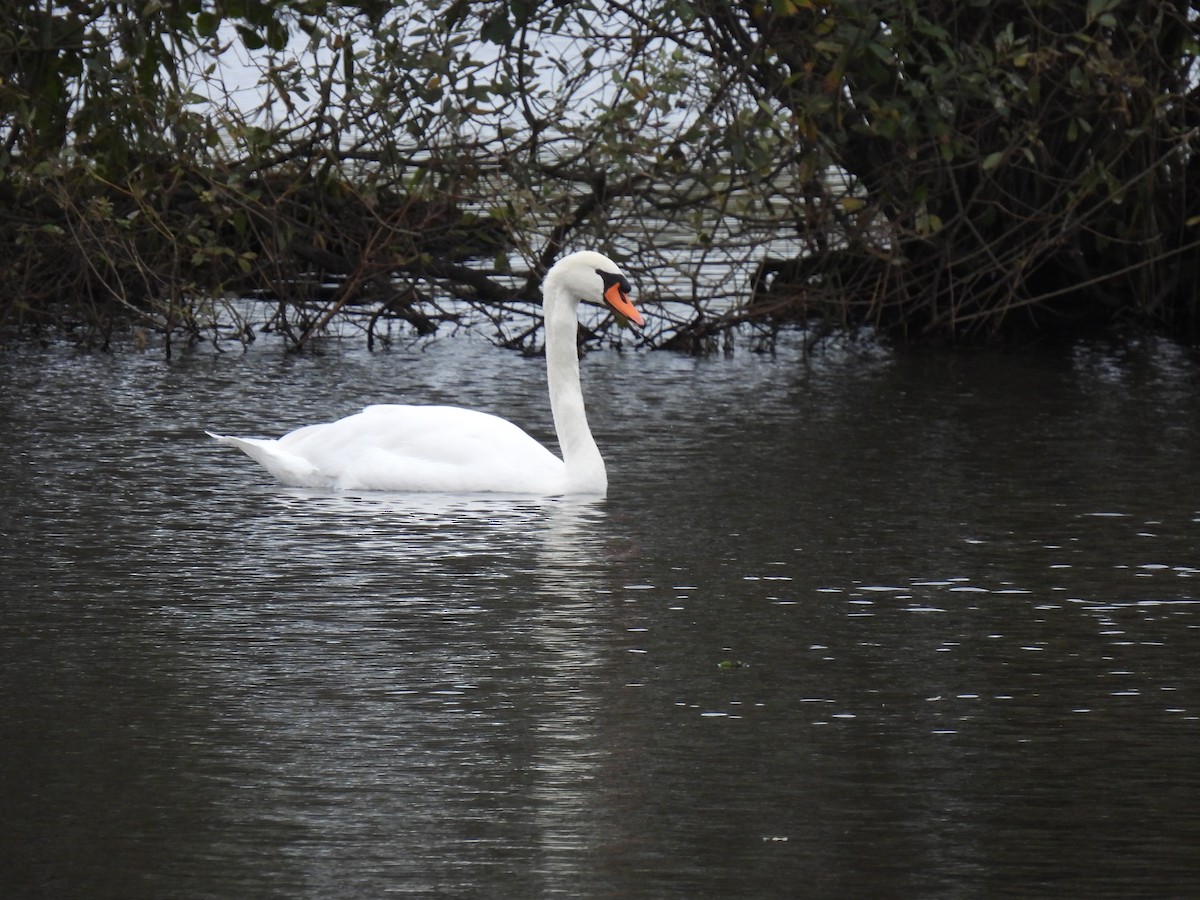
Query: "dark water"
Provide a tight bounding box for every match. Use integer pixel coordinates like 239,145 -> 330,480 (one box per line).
2,333 -> 1199,898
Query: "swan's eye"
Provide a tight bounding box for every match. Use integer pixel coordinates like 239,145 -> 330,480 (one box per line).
597,269 -> 631,295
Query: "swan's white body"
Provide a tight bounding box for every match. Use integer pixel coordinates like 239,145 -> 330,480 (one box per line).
207,251 -> 642,497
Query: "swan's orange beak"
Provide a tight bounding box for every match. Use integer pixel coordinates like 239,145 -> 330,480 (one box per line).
604,282 -> 644,329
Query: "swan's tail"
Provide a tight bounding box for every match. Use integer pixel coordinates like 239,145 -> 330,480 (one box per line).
206,430 -> 325,487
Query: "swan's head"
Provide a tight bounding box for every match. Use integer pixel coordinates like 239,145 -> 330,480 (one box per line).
545,251 -> 645,329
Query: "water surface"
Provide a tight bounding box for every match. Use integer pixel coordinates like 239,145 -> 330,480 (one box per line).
2,334 -> 1199,897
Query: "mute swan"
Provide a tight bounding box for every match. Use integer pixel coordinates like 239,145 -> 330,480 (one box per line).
207,250 -> 643,496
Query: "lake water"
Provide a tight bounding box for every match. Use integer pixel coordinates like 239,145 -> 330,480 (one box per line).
2,331 -> 1199,898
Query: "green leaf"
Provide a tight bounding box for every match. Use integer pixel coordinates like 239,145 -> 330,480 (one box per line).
867,41 -> 894,65
194,10 -> 219,36
982,151 -> 1005,171
236,24 -> 265,51
1086,0 -> 1121,24
916,208 -> 943,236
480,9 -> 513,45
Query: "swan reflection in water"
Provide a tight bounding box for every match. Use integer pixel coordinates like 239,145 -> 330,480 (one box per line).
253,488 -> 626,883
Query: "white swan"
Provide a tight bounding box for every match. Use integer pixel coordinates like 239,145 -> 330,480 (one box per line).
207,250 -> 643,496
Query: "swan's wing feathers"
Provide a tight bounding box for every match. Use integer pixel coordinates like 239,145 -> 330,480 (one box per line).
207,431 -> 327,487
271,405 -> 564,492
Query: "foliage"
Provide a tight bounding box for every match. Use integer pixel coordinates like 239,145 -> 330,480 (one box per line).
2,0 -> 1199,351
725,0 -> 1200,341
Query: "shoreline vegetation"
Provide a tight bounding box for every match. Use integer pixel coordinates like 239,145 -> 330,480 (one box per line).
3,1 -> 1200,355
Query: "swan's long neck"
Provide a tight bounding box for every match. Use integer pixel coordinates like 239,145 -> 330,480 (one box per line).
543,278 -> 607,495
